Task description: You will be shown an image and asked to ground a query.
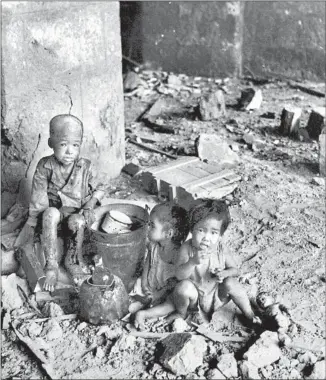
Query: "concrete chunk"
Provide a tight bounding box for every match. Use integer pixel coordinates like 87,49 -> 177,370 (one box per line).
308,360 -> 326,380
243,331 -> 282,368
306,107 -> 325,140
1,273 -> 24,310
195,134 -> 240,165
217,353 -> 238,378
239,360 -> 261,379
159,333 -> 207,375
199,89 -> 226,120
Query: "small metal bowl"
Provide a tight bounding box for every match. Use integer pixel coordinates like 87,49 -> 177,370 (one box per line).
100,210 -> 133,234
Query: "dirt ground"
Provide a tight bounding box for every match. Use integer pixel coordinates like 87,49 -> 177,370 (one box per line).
1,71 -> 325,379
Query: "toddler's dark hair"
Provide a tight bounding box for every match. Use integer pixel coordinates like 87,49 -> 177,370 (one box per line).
151,202 -> 189,243
189,199 -> 230,236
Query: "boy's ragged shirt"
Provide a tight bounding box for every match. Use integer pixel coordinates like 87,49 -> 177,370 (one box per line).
27,155 -> 105,226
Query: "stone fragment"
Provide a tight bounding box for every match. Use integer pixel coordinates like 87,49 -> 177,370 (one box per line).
111,333 -> 136,354
41,302 -> 65,318
311,177 -> 325,186
246,89 -> 263,111
308,360 -> 326,379
243,331 -> 282,368
159,333 -> 207,375
239,360 -> 261,379
206,368 -> 226,379
167,74 -> 182,86
279,106 -> 302,137
217,353 -> 238,378
42,319 -> 63,341
289,368 -> 301,379
1,249 -> 20,276
77,322 -> 87,331
306,107 -> 325,140
199,89 -> 226,120
319,127 -> 326,177
298,352 -> 318,365
278,355 -> 291,369
1,274 -> 24,310
95,346 -> 106,359
124,71 -> 143,92
172,318 -> 189,333
2,310 -> 11,330
195,134 -> 239,165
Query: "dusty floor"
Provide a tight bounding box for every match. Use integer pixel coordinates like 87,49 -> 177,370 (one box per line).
1,71 -> 325,379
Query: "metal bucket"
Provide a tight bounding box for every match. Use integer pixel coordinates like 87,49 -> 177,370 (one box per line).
88,203 -> 149,291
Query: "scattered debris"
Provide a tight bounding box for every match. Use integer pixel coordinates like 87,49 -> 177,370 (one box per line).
158,333 -> 207,375
127,136 -> 178,159
192,322 -> 246,343
206,368 -> 226,379
195,134 -> 240,165
1,273 -> 25,310
198,89 -> 226,120
261,111 -> 275,119
243,331 -> 282,368
41,319 -> 63,341
41,302 -> 65,318
1,249 -> 20,275
279,105 -> 302,137
306,107 -> 325,140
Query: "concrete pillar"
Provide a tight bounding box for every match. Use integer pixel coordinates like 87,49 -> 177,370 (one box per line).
1,2 -> 124,206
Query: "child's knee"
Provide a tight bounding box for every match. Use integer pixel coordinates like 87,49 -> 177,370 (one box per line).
223,276 -> 238,293
68,214 -> 85,232
175,280 -> 197,299
43,207 -> 61,224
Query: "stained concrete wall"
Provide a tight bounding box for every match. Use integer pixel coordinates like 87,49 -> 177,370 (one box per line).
121,1 -> 325,81
1,1 -> 125,207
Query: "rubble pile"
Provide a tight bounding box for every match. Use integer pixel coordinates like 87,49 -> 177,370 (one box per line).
2,69 -> 325,379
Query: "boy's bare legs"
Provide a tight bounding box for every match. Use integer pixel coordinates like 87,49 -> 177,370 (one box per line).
220,277 -> 255,321
65,214 -> 91,284
43,208 -> 61,292
134,300 -> 175,330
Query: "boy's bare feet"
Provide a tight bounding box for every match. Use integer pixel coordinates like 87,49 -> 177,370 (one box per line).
134,310 -> 146,330
43,268 -> 58,292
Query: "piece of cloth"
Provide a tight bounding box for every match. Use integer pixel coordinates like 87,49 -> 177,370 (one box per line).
27,155 -> 105,226
185,240 -> 228,315
130,242 -> 178,305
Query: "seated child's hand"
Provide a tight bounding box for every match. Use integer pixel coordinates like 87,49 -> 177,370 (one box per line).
211,268 -> 227,283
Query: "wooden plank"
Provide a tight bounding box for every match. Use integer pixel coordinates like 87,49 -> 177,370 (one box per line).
154,168 -> 198,186
198,173 -> 241,192
182,170 -> 234,190
148,157 -> 199,174
180,163 -> 212,178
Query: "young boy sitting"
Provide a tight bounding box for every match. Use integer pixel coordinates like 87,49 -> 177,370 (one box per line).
15,114 -> 105,292
134,199 -> 259,329
131,202 -> 189,329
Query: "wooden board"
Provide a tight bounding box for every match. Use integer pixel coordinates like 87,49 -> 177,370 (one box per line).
139,157 -> 241,209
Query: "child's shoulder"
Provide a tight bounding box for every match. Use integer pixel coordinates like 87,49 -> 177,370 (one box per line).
76,157 -> 91,167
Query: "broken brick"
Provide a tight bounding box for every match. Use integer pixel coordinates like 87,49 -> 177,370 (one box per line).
158,333 -> 207,375
199,89 -> 226,120
279,106 -> 302,137
306,107 -> 325,140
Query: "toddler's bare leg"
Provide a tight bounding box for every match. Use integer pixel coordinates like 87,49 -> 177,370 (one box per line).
134,300 -> 175,330
166,280 -> 198,323
221,277 -> 255,320
43,208 -> 61,292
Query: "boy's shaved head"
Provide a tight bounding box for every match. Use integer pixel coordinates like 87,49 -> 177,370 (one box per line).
49,114 -> 83,141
